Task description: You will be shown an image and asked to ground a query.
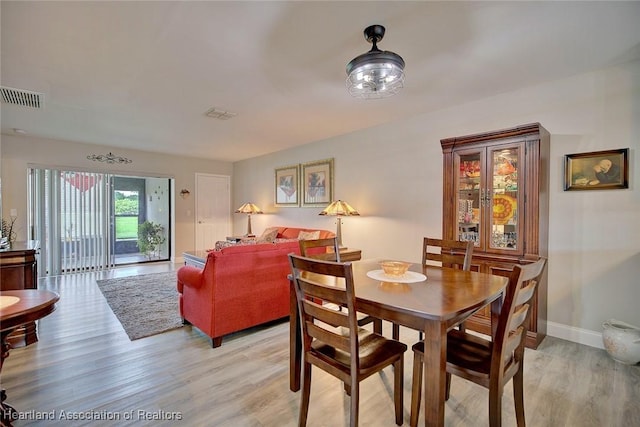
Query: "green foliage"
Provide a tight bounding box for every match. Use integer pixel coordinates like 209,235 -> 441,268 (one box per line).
115,216 -> 139,239
137,221 -> 166,259
115,198 -> 139,215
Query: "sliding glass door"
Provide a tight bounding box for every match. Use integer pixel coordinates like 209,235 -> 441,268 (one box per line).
28,168 -> 171,276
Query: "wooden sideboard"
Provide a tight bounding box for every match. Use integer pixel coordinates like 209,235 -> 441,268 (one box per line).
0,241 -> 40,346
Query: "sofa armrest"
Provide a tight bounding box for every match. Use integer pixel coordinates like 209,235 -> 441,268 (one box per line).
177,265 -> 204,292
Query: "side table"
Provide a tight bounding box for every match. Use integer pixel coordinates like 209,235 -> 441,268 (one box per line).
183,250 -> 208,269
310,247 -> 362,262
337,248 -> 362,262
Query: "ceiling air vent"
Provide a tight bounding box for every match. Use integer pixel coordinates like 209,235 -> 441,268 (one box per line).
1,86 -> 44,109
205,107 -> 237,120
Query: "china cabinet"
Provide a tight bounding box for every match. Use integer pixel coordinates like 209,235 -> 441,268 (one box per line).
441,123 -> 549,348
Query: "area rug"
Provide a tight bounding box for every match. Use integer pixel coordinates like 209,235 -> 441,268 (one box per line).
96,271 -> 183,340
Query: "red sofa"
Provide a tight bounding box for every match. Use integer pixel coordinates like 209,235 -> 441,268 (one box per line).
176,227 -> 334,347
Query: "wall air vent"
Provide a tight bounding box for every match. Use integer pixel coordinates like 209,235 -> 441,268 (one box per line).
1,86 -> 44,109
205,107 -> 237,120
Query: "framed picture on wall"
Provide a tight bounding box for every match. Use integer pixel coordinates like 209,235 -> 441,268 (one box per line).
564,148 -> 629,191
275,164 -> 300,206
301,158 -> 334,207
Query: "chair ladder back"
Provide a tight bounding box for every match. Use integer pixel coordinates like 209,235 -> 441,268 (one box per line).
299,237 -> 341,262
423,237 -> 473,271
503,326 -> 525,359
306,319 -> 352,353
492,258 -> 547,369
299,279 -> 349,308
300,239 -> 383,337
289,253 -> 407,427
515,280 -> 537,307
509,304 -> 530,333
303,299 -> 349,328
289,254 -> 359,355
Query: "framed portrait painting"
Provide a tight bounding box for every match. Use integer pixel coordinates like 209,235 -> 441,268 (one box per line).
564,148 -> 628,191
275,165 -> 299,206
301,158 -> 334,207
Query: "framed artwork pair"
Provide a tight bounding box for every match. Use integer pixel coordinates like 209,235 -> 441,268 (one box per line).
275,158 -> 334,207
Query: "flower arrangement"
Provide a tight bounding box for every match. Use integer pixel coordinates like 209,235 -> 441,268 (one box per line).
1,216 -> 17,246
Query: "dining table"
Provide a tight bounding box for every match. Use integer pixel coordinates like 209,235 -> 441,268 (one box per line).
289,258 -> 508,427
1,289 -> 60,427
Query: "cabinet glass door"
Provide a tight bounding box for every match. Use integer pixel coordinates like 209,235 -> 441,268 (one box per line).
488,146 -> 521,251
456,151 -> 483,246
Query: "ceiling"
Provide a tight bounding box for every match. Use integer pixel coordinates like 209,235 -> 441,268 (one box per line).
2,1 -> 639,162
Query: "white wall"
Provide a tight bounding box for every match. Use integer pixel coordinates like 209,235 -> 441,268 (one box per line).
0,135 -> 233,259
233,60 -> 640,347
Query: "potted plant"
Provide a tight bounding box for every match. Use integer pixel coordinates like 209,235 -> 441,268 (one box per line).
137,220 -> 166,259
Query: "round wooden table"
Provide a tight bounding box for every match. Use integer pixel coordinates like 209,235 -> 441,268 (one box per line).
1,290 -> 59,427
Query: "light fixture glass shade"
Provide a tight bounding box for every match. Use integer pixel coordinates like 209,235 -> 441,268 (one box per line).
346,53 -> 405,99
346,25 -> 405,99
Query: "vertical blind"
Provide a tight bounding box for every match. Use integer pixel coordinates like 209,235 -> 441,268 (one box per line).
29,168 -> 114,276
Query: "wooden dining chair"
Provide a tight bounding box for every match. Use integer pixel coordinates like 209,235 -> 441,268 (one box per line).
409,257 -> 547,427
423,237 -> 474,271
299,238 -> 382,334
392,237 -> 474,340
288,254 -> 407,427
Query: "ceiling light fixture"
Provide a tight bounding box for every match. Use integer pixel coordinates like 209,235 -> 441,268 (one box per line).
205,107 -> 238,120
87,152 -> 132,164
346,25 -> 405,99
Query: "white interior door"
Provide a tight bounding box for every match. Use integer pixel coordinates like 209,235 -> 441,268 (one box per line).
195,173 -> 231,251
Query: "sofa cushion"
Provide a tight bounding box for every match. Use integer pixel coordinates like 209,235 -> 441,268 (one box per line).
298,230 -> 320,240
213,239 -> 258,251
277,227 -> 335,240
257,227 -> 279,243
279,227 -> 302,239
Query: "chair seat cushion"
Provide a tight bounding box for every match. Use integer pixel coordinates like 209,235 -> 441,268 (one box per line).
445,329 -> 492,375
313,328 -> 407,374
412,329 -> 493,376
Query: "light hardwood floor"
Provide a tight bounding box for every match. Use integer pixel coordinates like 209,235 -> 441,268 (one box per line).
2,262 -> 639,426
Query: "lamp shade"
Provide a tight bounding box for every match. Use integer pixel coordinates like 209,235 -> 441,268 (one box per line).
319,200 -> 360,217
235,203 -> 263,214
346,25 -> 405,99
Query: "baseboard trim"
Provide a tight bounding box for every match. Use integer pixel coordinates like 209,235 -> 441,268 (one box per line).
547,321 -> 604,349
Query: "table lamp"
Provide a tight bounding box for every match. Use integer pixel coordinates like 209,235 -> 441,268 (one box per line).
235,203 -> 263,237
319,200 -> 360,247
